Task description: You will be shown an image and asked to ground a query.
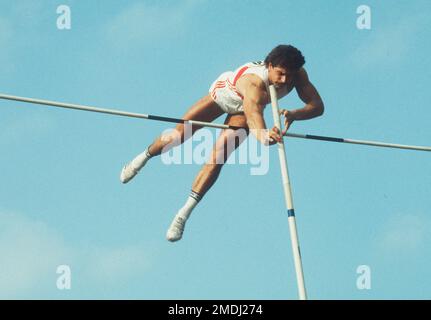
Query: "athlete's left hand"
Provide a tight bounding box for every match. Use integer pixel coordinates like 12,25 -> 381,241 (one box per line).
279,109 -> 295,136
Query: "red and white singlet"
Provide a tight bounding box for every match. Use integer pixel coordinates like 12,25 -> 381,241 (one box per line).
209,61 -> 289,114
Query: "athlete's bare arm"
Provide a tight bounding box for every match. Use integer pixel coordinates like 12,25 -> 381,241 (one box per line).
236,75 -> 281,145
281,68 -> 324,133
294,68 -> 324,119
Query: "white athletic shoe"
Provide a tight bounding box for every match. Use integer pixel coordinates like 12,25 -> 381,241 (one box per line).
120,150 -> 151,184
166,216 -> 186,242
120,163 -> 141,184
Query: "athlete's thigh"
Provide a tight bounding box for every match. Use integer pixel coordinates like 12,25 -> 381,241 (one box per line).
172,95 -> 225,137
179,94 -> 225,126
209,113 -> 249,164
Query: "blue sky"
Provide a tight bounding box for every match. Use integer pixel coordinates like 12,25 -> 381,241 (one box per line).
0,0 -> 430,299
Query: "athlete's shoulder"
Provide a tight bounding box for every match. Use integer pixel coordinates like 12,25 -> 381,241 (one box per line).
237,72 -> 266,90
294,67 -> 309,85
297,67 -> 308,76
237,76 -> 268,105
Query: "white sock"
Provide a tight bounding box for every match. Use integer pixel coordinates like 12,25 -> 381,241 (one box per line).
176,190 -> 202,221
131,148 -> 152,168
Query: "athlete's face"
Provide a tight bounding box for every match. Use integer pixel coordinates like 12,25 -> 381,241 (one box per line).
268,64 -> 295,88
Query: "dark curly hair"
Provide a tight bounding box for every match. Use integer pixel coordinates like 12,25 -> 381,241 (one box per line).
264,45 -> 305,71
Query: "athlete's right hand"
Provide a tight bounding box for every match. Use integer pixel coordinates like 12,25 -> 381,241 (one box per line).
268,126 -> 282,145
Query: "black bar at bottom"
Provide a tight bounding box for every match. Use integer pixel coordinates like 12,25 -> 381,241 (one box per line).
147,115 -> 185,124
306,134 -> 345,143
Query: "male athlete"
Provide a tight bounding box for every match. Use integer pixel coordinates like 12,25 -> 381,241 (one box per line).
120,45 -> 324,242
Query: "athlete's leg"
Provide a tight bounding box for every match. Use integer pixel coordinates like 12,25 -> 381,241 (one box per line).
166,113 -> 249,242
191,113 -> 249,196
120,94 -> 224,183
148,95 -> 224,156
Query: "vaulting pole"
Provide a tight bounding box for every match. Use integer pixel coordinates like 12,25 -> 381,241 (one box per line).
1,93 -> 430,152
269,85 -> 307,300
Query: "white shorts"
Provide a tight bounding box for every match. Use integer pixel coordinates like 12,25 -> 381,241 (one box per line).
209,72 -> 244,115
